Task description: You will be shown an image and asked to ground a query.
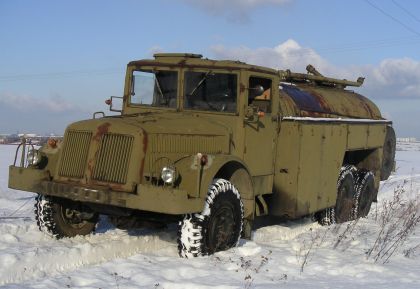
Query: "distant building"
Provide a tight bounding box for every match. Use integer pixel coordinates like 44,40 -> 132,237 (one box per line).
397,137 -> 417,143
18,133 -> 38,138
0,133 -> 62,145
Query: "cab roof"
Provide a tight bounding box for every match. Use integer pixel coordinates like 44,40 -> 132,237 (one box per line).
127,53 -> 279,75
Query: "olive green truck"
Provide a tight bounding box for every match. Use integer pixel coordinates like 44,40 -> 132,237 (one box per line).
9,53 -> 396,257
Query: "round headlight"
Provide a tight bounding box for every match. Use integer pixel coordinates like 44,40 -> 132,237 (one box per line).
27,149 -> 41,166
161,166 -> 176,184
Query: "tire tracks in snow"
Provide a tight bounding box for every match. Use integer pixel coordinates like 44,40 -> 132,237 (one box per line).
0,220 -> 178,286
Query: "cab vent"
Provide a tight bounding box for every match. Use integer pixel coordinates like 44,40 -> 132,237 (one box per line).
149,134 -> 225,154
153,53 -> 202,59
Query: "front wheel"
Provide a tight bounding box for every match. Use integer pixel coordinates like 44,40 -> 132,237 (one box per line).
35,194 -> 98,238
177,179 -> 244,258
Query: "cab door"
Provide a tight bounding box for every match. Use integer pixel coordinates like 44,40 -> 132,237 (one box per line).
243,76 -> 280,181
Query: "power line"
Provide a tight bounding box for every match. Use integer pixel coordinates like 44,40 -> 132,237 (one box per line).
391,0 -> 420,23
364,0 -> 420,38
1,34 -> 420,81
256,36 -> 420,59
0,68 -> 122,82
299,37 -> 420,55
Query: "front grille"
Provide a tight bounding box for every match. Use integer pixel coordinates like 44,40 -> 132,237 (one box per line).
59,130 -> 92,178
92,133 -> 134,184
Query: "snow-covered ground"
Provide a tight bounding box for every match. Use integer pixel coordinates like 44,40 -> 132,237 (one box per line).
0,144 -> 419,289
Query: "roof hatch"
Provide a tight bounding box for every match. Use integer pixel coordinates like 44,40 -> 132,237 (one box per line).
153,53 -> 203,59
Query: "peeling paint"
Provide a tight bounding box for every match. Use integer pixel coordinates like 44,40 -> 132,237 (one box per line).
93,122 -> 111,142
139,128 -> 148,183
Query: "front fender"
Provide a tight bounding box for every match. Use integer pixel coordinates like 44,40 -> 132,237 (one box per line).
174,154 -> 251,199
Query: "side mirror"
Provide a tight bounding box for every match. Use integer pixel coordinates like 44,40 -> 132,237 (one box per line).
105,96 -> 123,112
249,85 -> 264,95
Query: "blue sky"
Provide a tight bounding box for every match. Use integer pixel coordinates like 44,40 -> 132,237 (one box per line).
1,0 -> 420,137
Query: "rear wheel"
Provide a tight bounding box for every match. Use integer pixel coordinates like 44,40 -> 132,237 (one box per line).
316,166 -> 356,225
381,126 -> 396,181
177,179 -> 244,258
35,194 -> 98,238
353,170 -> 375,218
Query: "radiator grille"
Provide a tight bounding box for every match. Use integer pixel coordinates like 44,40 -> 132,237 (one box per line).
92,133 -> 134,184
59,130 -> 92,178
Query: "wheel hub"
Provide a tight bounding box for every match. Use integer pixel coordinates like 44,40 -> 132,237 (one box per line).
61,207 -> 92,229
210,205 -> 236,251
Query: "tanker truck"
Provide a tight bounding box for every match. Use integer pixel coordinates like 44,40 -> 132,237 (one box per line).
9,53 -> 396,257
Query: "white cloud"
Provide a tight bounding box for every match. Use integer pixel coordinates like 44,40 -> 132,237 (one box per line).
182,0 -> 291,22
367,58 -> 420,98
210,40 -> 420,99
0,92 -> 78,113
212,39 -> 329,72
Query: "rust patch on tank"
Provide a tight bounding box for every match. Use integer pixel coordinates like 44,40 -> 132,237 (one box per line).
352,93 -> 376,118
338,103 -> 351,117
305,89 -> 333,113
282,85 -> 329,114
93,122 -> 111,141
364,103 -> 375,118
300,110 -> 329,118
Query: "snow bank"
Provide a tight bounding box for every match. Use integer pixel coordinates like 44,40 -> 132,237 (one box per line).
0,143 -> 419,289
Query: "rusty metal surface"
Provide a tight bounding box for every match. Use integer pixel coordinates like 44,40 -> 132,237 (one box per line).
282,84 -> 330,114
281,84 -> 382,119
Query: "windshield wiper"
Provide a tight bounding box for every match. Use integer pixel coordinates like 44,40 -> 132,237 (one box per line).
154,73 -> 164,100
130,76 -> 135,96
188,71 -> 212,97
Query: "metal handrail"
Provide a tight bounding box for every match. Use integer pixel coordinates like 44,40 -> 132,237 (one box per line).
13,138 -> 35,167
279,64 -> 365,89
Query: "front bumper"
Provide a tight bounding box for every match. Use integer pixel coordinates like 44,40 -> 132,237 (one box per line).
8,166 -> 203,215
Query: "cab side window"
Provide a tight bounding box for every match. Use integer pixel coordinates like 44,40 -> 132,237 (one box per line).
248,77 -> 272,113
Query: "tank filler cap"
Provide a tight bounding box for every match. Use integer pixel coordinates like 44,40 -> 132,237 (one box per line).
153,53 -> 203,59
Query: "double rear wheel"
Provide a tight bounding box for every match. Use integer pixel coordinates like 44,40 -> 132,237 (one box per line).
316,166 -> 376,225
353,170 -> 376,218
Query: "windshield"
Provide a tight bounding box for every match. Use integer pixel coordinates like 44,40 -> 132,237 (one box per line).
131,70 -> 178,108
184,71 -> 237,112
